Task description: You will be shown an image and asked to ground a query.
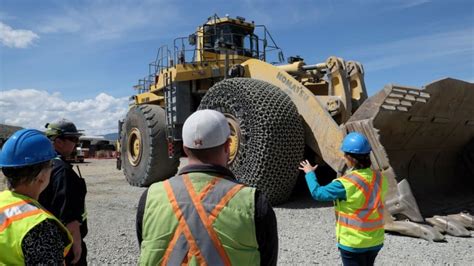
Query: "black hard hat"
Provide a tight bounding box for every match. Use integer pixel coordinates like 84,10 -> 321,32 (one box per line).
45,119 -> 83,139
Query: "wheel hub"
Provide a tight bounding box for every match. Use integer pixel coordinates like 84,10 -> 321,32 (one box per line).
225,114 -> 241,164
127,128 -> 142,166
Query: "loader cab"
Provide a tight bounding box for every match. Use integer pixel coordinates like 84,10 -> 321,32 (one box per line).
195,16 -> 260,62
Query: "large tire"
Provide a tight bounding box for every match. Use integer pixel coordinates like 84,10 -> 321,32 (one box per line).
121,105 -> 179,186
199,78 -> 305,205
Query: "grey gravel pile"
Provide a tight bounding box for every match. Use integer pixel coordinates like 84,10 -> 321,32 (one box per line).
56,160 -> 474,265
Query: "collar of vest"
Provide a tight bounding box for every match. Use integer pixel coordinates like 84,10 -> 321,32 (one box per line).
178,164 -> 236,182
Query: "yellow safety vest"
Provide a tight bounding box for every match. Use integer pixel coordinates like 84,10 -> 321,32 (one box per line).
0,190 -> 72,265
140,173 -> 260,266
334,168 -> 388,249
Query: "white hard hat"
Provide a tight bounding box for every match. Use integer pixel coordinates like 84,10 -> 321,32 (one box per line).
182,110 -> 230,149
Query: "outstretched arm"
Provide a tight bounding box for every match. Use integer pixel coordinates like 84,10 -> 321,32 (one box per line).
299,160 -> 346,201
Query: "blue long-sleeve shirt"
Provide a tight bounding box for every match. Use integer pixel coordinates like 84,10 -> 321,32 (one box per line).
304,171 -> 346,201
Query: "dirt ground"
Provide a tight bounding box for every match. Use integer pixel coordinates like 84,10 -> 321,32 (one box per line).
1,159 -> 473,264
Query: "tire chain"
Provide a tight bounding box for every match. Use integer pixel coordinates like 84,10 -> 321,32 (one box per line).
199,78 -> 305,204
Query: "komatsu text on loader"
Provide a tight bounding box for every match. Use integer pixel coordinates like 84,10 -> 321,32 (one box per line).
118,15 -> 474,240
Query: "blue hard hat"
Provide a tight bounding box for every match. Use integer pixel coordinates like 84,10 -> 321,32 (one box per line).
0,129 -> 57,167
341,132 -> 371,154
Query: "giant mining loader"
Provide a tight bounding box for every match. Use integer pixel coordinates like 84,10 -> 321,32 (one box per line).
118,15 -> 474,240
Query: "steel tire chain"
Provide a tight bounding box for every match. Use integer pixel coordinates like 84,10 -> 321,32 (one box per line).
199,78 -> 304,205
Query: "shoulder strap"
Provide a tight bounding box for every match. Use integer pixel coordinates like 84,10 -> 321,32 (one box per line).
161,174 -> 243,266
0,199 -> 42,232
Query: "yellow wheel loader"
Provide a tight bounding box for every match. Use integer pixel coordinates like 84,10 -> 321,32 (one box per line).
118,15 -> 473,240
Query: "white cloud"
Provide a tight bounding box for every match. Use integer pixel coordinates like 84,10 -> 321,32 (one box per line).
357,28 -> 474,71
0,22 -> 39,48
0,89 -> 128,135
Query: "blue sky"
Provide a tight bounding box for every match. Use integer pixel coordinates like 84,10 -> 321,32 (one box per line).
1,0 -> 473,134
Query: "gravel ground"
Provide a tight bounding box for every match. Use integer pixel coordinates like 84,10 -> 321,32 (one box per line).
2,159 -> 473,265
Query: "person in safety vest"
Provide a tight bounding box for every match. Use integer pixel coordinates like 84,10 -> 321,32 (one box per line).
137,109 -> 279,266
299,132 -> 388,266
39,119 -> 88,265
0,129 -> 73,265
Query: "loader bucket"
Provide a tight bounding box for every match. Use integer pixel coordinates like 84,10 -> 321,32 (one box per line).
345,78 -> 474,226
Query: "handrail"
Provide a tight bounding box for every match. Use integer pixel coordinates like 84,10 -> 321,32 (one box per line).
134,20 -> 285,91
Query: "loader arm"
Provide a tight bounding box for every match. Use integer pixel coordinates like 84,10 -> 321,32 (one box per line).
243,59 -> 474,241
242,59 -> 346,171
326,56 -> 352,122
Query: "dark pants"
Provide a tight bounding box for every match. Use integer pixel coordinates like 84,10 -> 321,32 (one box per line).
339,248 -> 379,266
66,241 -> 87,265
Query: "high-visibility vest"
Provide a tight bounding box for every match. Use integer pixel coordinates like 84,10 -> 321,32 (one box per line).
0,190 -> 73,265
140,173 -> 260,266
334,168 -> 388,249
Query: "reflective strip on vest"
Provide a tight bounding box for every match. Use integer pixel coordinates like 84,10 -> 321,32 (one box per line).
0,191 -> 73,264
163,175 -> 243,266
357,171 -> 382,219
168,233 -> 189,265
337,213 -> 384,230
342,173 -> 370,195
336,171 -> 384,230
0,200 -> 41,232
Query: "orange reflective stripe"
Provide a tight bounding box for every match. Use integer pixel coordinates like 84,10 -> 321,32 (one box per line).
0,209 -> 43,232
350,172 -> 371,194
0,199 -> 32,213
337,171 -> 386,231
373,191 -> 384,218
336,211 -> 384,230
162,175 -> 243,265
361,172 -> 383,220
374,172 -> 383,212
161,181 -> 181,266
163,180 -> 205,266
161,226 -> 183,266
339,176 -> 370,200
63,242 -> 71,257
183,175 -> 232,266
354,171 -> 376,217
163,176 -> 220,265
337,211 -> 383,222
363,171 -> 384,220
337,219 -> 384,231
185,249 -> 195,266
198,177 -> 220,201
209,184 -> 244,224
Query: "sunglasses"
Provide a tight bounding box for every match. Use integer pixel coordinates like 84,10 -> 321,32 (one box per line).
62,136 -> 79,143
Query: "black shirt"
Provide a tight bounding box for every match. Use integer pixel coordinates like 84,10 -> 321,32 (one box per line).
22,219 -> 70,265
39,156 -> 88,238
136,164 -> 278,266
